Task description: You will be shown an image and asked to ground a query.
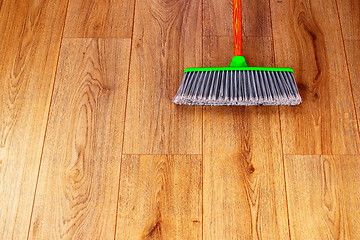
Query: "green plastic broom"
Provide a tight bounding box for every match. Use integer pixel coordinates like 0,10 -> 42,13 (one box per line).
173,0 -> 302,106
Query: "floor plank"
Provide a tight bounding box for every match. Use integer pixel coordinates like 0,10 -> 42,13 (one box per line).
203,0 -> 272,37
0,0 -> 68,238
28,39 -> 131,239
116,155 -> 202,239
202,36 -> 289,239
270,0 -> 360,154
336,0 -> 360,40
64,0 -> 136,38
344,40 -> 360,132
285,155 -> 360,239
203,0 -> 233,36
123,0 -> 202,154
242,0 -> 272,37
202,36 -> 233,67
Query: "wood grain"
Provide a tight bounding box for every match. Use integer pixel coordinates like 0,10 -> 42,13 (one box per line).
203,0 -> 272,37
242,0 -> 272,37
64,0 -> 136,38
28,39 -> 131,239
336,0 -> 360,40
344,40 -> 360,132
203,0 -> 233,36
0,0 -> 68,238
270,0 -> 360,154
285,155 -> 360,239
202,36 -> 234,67
202,36 -> 289,239
116,155 -> 202,240
123,0 -> 202,154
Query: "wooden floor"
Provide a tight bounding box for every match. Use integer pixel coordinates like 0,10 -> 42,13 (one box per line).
1,0 -> 359,239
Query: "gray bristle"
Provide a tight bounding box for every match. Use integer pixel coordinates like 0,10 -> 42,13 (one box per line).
173,70 -> 302,106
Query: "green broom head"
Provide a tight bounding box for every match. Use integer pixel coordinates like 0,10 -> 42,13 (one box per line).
173,56 -> 302,106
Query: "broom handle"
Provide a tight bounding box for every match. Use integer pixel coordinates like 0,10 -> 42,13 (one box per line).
233,0 -> 242,56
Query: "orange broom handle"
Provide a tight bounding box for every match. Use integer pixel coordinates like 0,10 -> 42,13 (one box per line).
233,0 -> 242,56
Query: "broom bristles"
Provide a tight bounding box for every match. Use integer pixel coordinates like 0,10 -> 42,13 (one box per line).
173,70 -> 302,106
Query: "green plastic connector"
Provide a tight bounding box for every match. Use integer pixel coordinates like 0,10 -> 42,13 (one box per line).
184,56 -> 294,73
230,56 -> 248,67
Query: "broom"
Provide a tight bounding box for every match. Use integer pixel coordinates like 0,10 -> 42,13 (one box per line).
173,0 -> 302,106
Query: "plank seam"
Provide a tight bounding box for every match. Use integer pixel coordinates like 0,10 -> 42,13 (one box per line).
334,0 -> 360,139
284,154 -> 360,156
62,37 -> 133,39
201,0 -> 204,238
121,154 -> 203,156
268,0 -> 292,238
202,34 -> 272,38
113,0 -> 137,238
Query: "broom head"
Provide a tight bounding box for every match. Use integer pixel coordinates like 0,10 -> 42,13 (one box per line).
173,56 -> 302,106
